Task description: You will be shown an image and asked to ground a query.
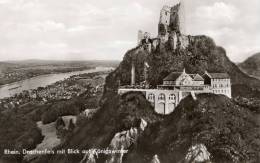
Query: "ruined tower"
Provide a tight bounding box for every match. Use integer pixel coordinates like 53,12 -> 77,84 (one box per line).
158,1 -> 186,36
137,30 -> 143,45
179,0 -> 186,34
158,5 -> 171,40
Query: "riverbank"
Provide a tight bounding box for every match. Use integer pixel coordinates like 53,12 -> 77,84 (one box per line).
0,60 -> 119,87
0,67 -> 113,99
0,66 -> 93,87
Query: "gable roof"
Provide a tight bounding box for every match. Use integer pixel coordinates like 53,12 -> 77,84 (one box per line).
206,73 -> 230,79
163,72 -> 182,81
189,74 -> 204,81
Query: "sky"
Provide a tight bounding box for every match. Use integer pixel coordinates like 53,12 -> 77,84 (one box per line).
0,0 -> 259,62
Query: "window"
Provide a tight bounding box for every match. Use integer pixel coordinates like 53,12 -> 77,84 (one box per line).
148,94 -> 155,101
158,93 -> 166,101
169,94 -> 175,100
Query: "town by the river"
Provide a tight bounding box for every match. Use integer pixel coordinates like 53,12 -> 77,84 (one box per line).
0,67 -> 113,99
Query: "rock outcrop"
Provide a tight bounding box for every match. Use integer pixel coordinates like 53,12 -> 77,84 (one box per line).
106,119 -> 147,163
185,144 -> 211,163
151,155 -> 160,163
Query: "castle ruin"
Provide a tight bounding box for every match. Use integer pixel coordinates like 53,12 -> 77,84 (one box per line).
137,2 -> 189,51
118,1 -> 232,115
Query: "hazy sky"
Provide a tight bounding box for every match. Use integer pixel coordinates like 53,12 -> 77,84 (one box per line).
0,0 -> 259,62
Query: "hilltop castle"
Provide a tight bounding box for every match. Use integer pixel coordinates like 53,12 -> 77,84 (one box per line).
118,2 -> 232,115
137,2 -> 189,53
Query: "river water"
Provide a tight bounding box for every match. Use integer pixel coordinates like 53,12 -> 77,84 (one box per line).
0,67 -> 113,99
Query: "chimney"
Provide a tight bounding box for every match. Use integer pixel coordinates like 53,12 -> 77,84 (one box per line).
131,62 -> 136,85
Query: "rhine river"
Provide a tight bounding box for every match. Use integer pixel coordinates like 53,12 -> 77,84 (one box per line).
0,67 -> 113,99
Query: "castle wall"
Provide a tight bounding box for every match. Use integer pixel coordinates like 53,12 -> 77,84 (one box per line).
178,0 -> 186,34
159,6 -> 171,26
178,35 -> 189,49
137,30 -> 151,45
169,32 -> 178,50
151,39 -> 159,50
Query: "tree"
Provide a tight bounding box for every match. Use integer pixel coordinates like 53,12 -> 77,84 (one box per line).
68,119 -> 75,131
55,117 -> 65,130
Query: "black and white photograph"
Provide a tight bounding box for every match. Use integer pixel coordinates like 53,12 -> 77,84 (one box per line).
0,0 -> 259,162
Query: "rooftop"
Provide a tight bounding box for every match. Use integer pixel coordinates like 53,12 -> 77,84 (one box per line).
163,72 -> 183,81
189,74 -> 204,81
206,73 -> 230,79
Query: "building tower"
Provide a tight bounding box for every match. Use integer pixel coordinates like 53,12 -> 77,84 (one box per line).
137,30 -> 143,45
179,0 -> 186,34
158,5 -> 171,37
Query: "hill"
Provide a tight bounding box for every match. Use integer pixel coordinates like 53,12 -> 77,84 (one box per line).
124,94 -> 260,163
34,92 -> 260,163
31,92 -> 163,163
239,53 -> 260,79
105,35 -> 260,98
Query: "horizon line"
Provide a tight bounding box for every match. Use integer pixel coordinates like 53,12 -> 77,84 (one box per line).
0,58 -> 121,63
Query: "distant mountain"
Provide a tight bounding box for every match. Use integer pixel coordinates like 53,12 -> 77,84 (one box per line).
239,53 -> 260,79
4,59 -> 120,68
0,60 -> 120,74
